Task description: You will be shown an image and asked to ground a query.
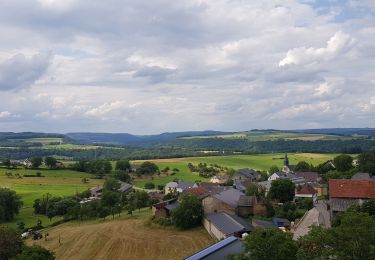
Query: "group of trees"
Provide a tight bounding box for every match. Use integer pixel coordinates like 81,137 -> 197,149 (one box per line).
187,162 -> 221,178
230,211 -> 375,260
135,161 -> 159,175
0,227 -> 55,260
170,194 -> 203,229
0,188 -> 23,222
71,160 -> 112,178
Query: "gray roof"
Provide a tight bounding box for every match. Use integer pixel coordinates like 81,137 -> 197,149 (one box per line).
165,201 -> 179,211
235,169 -> 260,179
351,172 -> 372,180
213,188 -> 253,208
177,181 -> 196,190
118,182 -> 133,193
252,219 -> 277,229
185,236 -> 244,260
205,212 -> 254,236
234,179 -> 246,192
330,198 -> 363,212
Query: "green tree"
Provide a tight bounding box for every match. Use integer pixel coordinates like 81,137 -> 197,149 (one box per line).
357,152 -> 375,175
246,183 -> 265,200
333,154 -> 353,172
268,179 -> 295,203
30,157 -> 43,168
144,182 -> 155,189
113,170 -> 131,183
101,191 -> 121,219
231,228 -> 297,260
269,165 -> 280,174
0,227 -> 23,260
2,159 -> 11,168
103,178 -> 120,192
14,245 -> 55,260
44,156 -> 57,168
0,188 -> 23,222
115,160 -> 131,172
171,194 -> 203,229
294,161 -> 311,172
136,162 -> 159,175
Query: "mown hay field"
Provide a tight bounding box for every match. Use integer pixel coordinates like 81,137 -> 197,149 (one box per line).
28,209 -> 213,260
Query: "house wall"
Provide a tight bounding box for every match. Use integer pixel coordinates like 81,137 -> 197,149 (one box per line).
268,173 -> 279,181
314,187 -> 328,196
253,204 -> 267,216
203,218 -> 226,240
202,197 -> 235,215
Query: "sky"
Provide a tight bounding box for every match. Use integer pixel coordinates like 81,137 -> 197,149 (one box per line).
0,0 -> 374,134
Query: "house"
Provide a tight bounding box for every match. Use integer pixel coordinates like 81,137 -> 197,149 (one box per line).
202,188 -> 257,217
258,180 -> 272,196
152,198 -> 179,219
272,218 -> 291,228
90,186 -> 103,198
295,172 -> 321,183
185,236 -> 245,260
295,183 -> 318,203
165,180 -> 198,194
203,212 -> 254,240
23,159 -> 32,168
310,182 -> 328,196
210,175 -> 230,184
184,187 -> 210,199
351,172 -> 373,181
118,181 -> 133,193
197,182 -> 229,194
233,169 -> 261,181
268,172 -> 306,185
329,179 -> 375,220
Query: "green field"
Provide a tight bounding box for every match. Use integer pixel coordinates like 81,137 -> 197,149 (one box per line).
0,168 -> 104,227
180,131 -> 344,141
132,153 -> 335,188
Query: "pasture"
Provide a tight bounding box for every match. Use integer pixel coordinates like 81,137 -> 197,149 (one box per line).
132,153 -> 335,188
0,167 -> 103,227
28,208 -> 213,260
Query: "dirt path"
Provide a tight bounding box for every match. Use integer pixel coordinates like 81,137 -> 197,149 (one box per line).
28,218 -> 213,260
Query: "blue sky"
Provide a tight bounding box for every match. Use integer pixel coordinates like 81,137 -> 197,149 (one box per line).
0,0 -> 374,134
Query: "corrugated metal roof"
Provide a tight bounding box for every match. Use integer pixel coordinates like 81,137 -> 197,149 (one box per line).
205,212 -> 254,235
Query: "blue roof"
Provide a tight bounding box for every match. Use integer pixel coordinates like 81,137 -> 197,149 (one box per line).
185,236 -> 244,260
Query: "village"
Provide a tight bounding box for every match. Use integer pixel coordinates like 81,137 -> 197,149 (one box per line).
80,154 -> 375,259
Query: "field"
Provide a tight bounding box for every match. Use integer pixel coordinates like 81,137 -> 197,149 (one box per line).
0,167 -> 104,227
132,153 -> 335,188
180,131 -> 344,141
28,208 -> 213,260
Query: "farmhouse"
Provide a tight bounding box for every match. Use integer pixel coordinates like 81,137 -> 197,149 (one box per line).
90,186 -> 102,198
233,169 -> 260,181
295,183 -> 318,203
184,187 -> 210,199
185,236 -> 245,260
202,188 -> 256,217
329,179 -> 375,220
203,212 -> 254,240
152,198 -> 179,219
165,180 -> 197,194
295,172 -> 321,183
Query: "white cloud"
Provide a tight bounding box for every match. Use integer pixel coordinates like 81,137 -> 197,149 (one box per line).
279,31 -> 355,67
0,111 -> 11,118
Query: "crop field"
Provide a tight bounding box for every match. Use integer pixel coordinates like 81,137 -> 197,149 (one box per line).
28,208 -> 213,260
180,131 -> 343,141
0,168 -> 103,227
132,153 -> 335,188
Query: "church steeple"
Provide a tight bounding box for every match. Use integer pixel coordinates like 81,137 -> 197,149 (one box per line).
284,153 -> 289,167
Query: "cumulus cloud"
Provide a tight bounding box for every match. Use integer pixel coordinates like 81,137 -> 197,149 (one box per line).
279,31 -> 355,67
0,53 -> 52,90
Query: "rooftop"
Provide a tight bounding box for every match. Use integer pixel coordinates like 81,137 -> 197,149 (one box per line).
329,179 -> 375,199
205,212 -> 254,236
213,188 -> 254,208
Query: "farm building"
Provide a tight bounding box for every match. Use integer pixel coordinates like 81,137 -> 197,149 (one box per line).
203,212 -> 254,240
185,236 -> 245,260
165,180 -> 198,194
152,198 -> 179,219
210,175 -> 230,184
295,183 -> 318,203
233,169 -> 261,181
202,188 -> 257,217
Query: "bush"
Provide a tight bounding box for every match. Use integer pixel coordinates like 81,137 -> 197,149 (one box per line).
144,182 -> 155,189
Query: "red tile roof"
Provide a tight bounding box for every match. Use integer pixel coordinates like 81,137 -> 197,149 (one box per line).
185,187 -> 209,196
297,184 -> 317,195
329,179 -> 375,199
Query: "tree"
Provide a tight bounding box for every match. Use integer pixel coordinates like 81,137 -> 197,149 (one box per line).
136,162 -> 159,175
44,156 -> 57,168
0,227 -> 23,260
103,178 -> 120,192
2,159 -> 11,168
357,152 -> 375,175
144,182 -> 155,189
101,191 -> 121,219
231,228 -> 297,260
14,245 -> 55,260
0,188 -> 23,222
115,160 -> 131,172
333,154 -> 353,172
171,194 -> 203,229
113,170 -> 131,183
30,157 -> 43,168
269,165 -> 280,174
268,179 -> 295,203
294,161 -> 311,172
246,183 -> 265,200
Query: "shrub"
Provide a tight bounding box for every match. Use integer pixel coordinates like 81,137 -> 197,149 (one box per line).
144,182 -> 155,189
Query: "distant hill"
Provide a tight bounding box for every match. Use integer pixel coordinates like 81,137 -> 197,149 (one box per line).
286,128 -> 375,136
66,131 -> 232,147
